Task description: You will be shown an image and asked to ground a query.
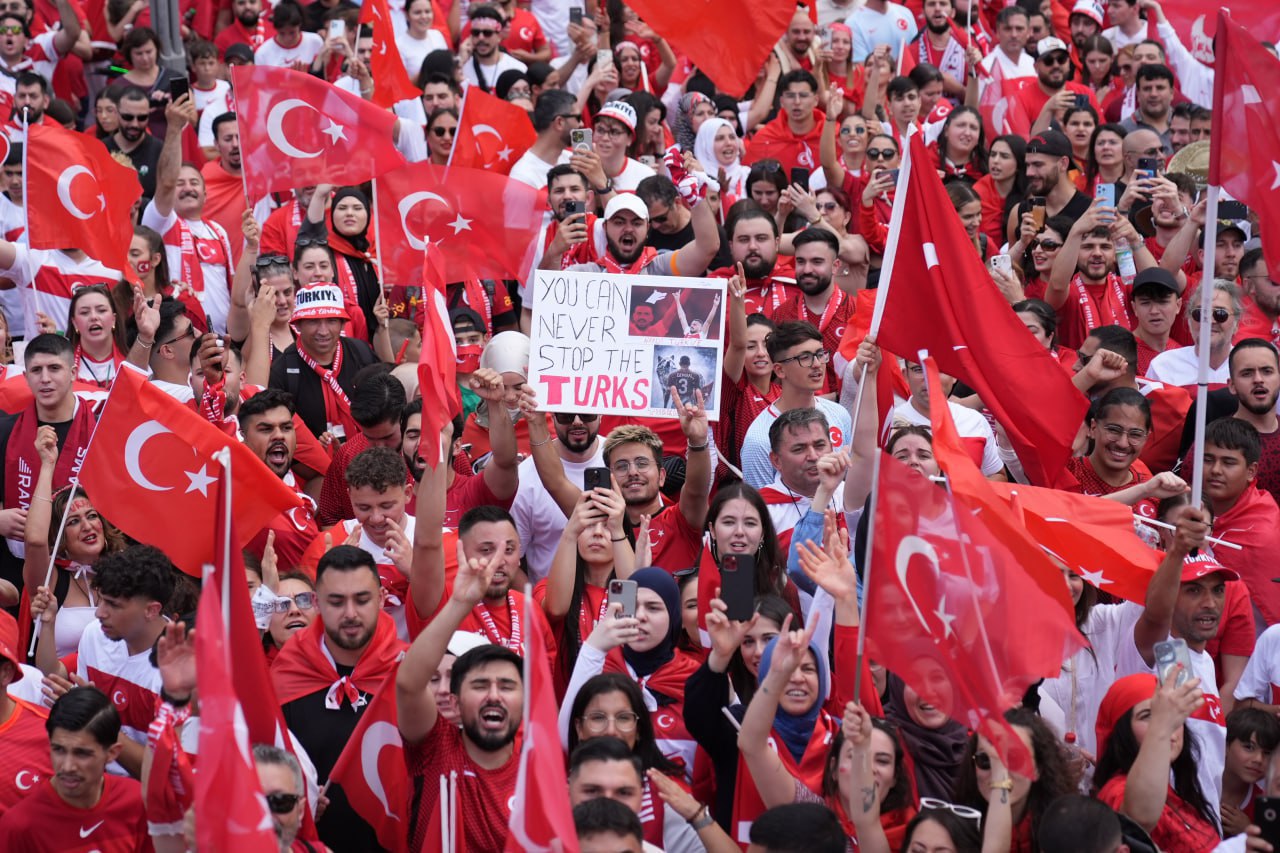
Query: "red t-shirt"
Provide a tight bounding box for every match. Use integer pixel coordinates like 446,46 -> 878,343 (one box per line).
0,699 -> 52,818
647,503 -> 702,574
1096,776 -> 1218,853
1057,455 -> 1157,518
772,291 -> 855,395
0,776 -> 153,852
1204,579 -> 1257,687
1135,336 -> 1179,378
408,721 -> 519,852
1011,78 -> 1099,125
445,471 -> 514,528
716,371 -> 781,469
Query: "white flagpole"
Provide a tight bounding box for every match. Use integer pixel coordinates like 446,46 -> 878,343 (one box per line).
867,131 -> 914,339
216,446 -> 233,632
1188,187 -> 1220,510
438,774 -> 449,852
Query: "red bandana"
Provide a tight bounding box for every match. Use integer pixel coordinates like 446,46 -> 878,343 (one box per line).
271,612 -> 405,706
599,246 -> 660,275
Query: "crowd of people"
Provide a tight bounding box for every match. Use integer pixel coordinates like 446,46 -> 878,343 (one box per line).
0,0 -> 1272,851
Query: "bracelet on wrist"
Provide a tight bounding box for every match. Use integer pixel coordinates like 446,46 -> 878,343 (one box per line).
990,778 -> 1014,791
688,804 -> 714,829
530,435 -> 557,447
137,338 -> 154,348
687,441 -> 709,452
611,535 -> 627,542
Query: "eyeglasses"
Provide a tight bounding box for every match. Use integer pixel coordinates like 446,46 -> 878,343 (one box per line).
471,27 -> 502,37
431,125 -> 456,138
919,797 -> 983,821
119,113 -> 150,123
553,412 -> 599,425
265,792 -> 303,815
594,125 -> 629,139
1191,307 -> 1231,324
1100,423 -> 1149,442
1031,238 -> 1062,250
0,24 -> 23,35
777,348 -> 830,367
839,126 -> 866,137
609,457 -> 655,475
817,201 -> 840,213
159,325 -> 196,346
866,148 -> 897,160
256,254 -> 290,267
264,592 -> 317,614
506,88 -> 532,101
580,711 -> 641,733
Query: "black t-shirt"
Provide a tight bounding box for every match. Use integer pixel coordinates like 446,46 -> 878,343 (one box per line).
281,666 -> 382,853
268,338 -> 379,439
104,134 -> 165,201
1014,189 -> 1093,233
669,368 -> 704,400
646,220 -> 733,274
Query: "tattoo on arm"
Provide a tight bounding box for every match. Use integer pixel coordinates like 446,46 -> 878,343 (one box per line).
860,785 -> 876,813
1000,789 -> 1009,805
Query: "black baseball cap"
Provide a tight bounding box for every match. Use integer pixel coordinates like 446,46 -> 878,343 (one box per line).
1130,268 -> 1179,300
450,307 -> 485,335
1026,130 -> 1072,158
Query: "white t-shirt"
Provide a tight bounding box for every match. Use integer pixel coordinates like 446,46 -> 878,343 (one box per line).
740,397 -> 853,489
397,29 -> 449,80
1147,346 -> 1230,389
892,399 -> 1004,476
980,48 -> 1037,80
612,157 -> 657,192
1235,624 -> 1280,706
1101,25 -> 1148,52
142,201 -> 233,333
461,53 -> 528,90
817,0 -> 864,28
192,79 -> 232,116
254,32 -> 324,68
77,620 -> 163,750
529,0 -> 581,58
511,441 -> 606,581
0,245 -> 120,339
509,148 -> 561,190
197,90 -> 232,148
151,377 -> 195,403
849,3 -> 918,62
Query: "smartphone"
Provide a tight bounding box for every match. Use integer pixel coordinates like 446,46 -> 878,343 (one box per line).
1095,183 -> 1116,209
608,579 -> 638,619
989,253 -> 1012,276
1072,93 -> 1089,109
883,167 -> 900,183
638,154 -> 657,167
1137,156 -> 1160,178
328,18 -> 346,40
789,166 -> 811,192
1257,797 -> 1280,847
719,553 -> 756,622
597,49 -> 613,69
564,199 -> 587,217
569,6 -> 584,25
819,26 -> 832,51
1219,200 -> 1248,220
1154,638 -> 1192,687
570,128 -> 593,151
168,76 -> 189,101
583,466 -> 612,493
1029,197 -> 1047,229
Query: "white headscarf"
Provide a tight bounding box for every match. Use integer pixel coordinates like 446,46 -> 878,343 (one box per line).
693,117 -> 750,199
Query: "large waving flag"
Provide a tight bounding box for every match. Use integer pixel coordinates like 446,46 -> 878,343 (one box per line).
416,246 -> 461,469
358,0 -> 422,108
451,86 -> 537,175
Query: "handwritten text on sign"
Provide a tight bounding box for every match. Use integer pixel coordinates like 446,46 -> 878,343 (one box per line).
528,270 -> 726,420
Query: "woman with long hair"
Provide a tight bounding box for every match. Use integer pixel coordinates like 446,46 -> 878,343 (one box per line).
396,0 -> 448,80
64,284 -> 130,389
1080,35 -> 1118,103
425,107 -> 458,166
625,91 -> 668,160
953,708 -> 1076,851
1093,673 -> 1221,852
857,134 -> 901,286
969,134 -> 1023,248
934,106 -> 987,182
1013,297 -> 1077,371
1063,105 -> 1099,172
301,185 -> 388,354
118,225 -> 210,336
1084,123 -> 1127,195
698,482 -> 794,610
946,182 -> 988,261
1011,215 -> 1072,300
819,24 -> 868,112
820,90 -> 872,193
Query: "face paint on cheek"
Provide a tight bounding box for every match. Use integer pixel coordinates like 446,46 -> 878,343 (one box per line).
135,260 -> 152,275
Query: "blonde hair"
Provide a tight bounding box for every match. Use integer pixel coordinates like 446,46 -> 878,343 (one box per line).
603,425 -> 663,467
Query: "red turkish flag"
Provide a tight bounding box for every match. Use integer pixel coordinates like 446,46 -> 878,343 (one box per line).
1159,2 -> 1280,66
374,161 -> 543,284
1208,11 -> 1280,280
620,0 -> 794,97
195,576 -> 280,853
232,65 -> 406,199
25,123 -> 140,272
77,368 -> 303,576
988,482 -> 1161,605
416,247 -> 461,469
358,0 -> 421,109
329,665 -> 411,853
505,592 -> 579,853
873,132 -> 1088,485
977,59 -> 1031,141
451,87 -> 537,175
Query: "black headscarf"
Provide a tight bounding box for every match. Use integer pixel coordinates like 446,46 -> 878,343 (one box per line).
328,186 -> 371,254
884,669 -> 970,801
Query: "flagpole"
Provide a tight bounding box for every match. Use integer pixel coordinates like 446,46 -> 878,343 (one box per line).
867,131 -> 914,339
1188,186 -> 1220,511
233,112 -> 251,206
446,88 -> 468,169
438,774 -> 449,852
853,443 -> 881,708
370,177 -> 387,298
20,108 -> 28,250
216,446 -> 233,632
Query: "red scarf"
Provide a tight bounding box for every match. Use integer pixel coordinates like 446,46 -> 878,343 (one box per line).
731,712 -> 839,847
172,216 -> 233,297
1071,271 -> 1132,332
472,592 -> 522,651
295,342 -> 359,437
4,399 -> 94,515
602,646 -> 702,705
598,246 -> 660,276
271,612 -> 405,707
73,344 -> 125,389
332,256 -> 371,343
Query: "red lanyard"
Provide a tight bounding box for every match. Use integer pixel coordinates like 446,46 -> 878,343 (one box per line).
472,594 -> 522,651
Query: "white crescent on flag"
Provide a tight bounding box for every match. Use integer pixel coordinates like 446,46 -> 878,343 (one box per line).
396,191 -> 452,251
266,99 -> 323,159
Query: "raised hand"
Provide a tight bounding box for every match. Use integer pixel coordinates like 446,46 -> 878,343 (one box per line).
586,602 -> 640,651
156,621 -> 197,700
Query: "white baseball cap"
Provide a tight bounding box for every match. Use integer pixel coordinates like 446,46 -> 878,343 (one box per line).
1070,0 -> 1104,26
604,192 -> 650,222
292,282 -> 349,321
595,100 -> 637,134
1036,36 -> 1070,58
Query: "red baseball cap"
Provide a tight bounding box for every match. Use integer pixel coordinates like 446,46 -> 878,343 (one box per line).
1095,673 -> 1157,757
1180,553 -> 1240,584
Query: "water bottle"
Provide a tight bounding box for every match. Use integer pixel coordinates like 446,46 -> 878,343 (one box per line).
1063,731 -> 1081,763
1114,237 -> 1137,285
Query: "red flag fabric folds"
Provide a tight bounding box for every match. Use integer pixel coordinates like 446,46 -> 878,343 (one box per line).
452,87 -> 537,174
1208,11 -> 1280,280
505,592 -> 579,852
874,132 -> 1088,485
78,369 -> 302,576
374,161 -> 543,284
619,0 -> 795,97
25,123 -> 140,272
232,65 -> 405,199
977,60 -> 1031,141
416,247 -> 461,469
1159,2 -> 1280,65
329,666 -> 411,853
358,0 -> 422,108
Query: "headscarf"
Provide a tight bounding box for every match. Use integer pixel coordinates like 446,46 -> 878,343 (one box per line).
672,92 -> 710,152
884,662 -> 970,801
694,117 -> 749,197
495,68 -> 530,102
1095,673 -> 1157,758
327,186 -> 372,255
621,567 -> 680,678
757,635 -> 830,763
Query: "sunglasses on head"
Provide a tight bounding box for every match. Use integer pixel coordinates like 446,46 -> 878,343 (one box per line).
255,254 -> 290,267
266,792 -> 302,815
553,412 -> 600,425
1191,307 -> 1230,324
295,236 -> 328,249
866,148 -> 897,160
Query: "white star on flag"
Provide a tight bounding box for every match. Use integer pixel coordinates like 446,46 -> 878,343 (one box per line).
448,214 -> 473,234
496,146 -> 513,162
322,120 -> 347,145
1077,566 -> 1112,587
933,595 -> 957,638
1271,161 -> 1280,191
184,465 -> 217,497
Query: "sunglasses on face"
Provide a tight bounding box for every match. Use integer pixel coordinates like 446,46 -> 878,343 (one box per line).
264,592 -> 317,613
1041,53 -> 1069,66
431,125 -> 456,138
266,792 -> 303,815
1031,238 -> 1062,250
553,412 -> 600,425
1191,307 -> 1231,324
119,113 -> 150,123
471,27 -> 501,37
0,24 -> 23,35
866,148 -> 897,160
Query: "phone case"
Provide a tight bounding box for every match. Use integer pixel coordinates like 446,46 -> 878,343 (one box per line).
720,554 -> 756,622
608,580 -> 637,618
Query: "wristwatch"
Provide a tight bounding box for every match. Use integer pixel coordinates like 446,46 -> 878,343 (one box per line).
688,804 -> 715,830
595,177 -> 614,194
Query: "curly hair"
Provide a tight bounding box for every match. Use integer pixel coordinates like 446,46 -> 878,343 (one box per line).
49,487 -> 126,558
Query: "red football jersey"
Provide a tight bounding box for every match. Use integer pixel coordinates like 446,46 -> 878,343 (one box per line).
0,775 -> 153,852
0,698 -> 53,817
